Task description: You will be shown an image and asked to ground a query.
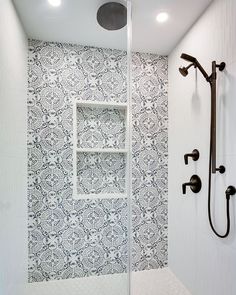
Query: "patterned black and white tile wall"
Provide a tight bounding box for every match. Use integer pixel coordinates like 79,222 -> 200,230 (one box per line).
77,107 -> 126,150
131,52 -> 168,271
27,39 -> 168,282
77,152 -> 126,195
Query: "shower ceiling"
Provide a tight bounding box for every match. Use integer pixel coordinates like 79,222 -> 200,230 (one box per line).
13,0 -> 212,54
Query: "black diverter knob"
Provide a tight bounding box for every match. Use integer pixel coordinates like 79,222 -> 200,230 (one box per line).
182,175 -> 202,195
184,149 -> 200,165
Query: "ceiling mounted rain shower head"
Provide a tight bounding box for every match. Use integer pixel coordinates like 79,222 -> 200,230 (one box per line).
97,2 -> 127,31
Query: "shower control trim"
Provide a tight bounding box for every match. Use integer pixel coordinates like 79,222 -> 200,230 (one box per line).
182,175 -> 202,195
184,149 -> 200,165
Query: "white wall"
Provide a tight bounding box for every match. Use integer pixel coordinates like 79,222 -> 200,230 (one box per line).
168,0 -> 236,294
0,0 -> 28,294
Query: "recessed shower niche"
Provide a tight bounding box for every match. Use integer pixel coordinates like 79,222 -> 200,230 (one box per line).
73,100 -> 128,199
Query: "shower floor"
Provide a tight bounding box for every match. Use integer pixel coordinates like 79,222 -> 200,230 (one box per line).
132,268 -> 191,295
22,268 -> 191,295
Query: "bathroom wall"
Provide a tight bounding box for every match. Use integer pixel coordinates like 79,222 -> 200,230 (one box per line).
0,0 -> 28,294
28,40 -> 168,282
28,40 -> 128,282
168,0 -> 236,294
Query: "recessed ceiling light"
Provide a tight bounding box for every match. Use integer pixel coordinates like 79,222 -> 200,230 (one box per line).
48,0 -> 61,7
156,12 -> 169,23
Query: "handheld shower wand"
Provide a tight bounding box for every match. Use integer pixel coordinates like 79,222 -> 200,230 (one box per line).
179,53 -> 209,80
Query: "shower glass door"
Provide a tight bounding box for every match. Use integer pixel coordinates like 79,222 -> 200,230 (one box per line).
1,1 -> 132,295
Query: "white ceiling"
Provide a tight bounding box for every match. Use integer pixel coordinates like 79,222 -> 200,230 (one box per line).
13,0 -> 212,55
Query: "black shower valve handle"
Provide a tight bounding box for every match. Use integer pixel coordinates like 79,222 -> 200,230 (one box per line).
182,175 -> 202,195
182,182 -> 192,195
184,149 -> 200,165
184,154 -> 191,165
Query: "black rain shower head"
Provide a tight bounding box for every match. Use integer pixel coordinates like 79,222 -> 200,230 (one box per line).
180,53 -> 209,81
97,2 -> 127,31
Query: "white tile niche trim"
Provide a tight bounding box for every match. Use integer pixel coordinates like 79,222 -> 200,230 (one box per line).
73,99 -> 129,200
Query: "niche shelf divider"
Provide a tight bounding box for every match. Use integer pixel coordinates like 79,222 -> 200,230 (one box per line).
73,99 -> 128,200
76,148 -> 128,153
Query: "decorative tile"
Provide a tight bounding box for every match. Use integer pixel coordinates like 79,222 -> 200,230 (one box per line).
131,52 -> 168,272
76,152 -> 126,196
77,107 -> 126,149
27,40 -> 168,282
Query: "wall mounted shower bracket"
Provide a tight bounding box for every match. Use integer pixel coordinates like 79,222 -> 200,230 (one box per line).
215,165 -> 225,174
225,186 -> 236,199
217,62 -> 226,71
209,60 -> 226,174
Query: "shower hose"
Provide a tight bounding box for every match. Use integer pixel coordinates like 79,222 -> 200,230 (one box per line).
208,113 -> 230,238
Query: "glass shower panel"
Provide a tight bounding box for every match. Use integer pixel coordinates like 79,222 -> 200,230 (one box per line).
130,1 -> 169,294
0,0 -> 131,294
